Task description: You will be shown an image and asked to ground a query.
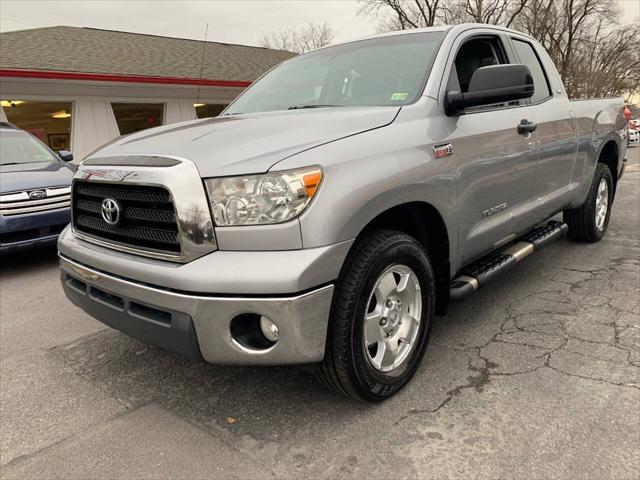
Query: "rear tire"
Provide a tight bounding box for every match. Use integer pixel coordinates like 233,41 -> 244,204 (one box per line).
564,163 -> 613,242
317,230 -> 435,402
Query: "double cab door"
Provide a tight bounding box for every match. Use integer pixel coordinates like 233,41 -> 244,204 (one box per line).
438,29 -> 576,268
439,31 -> 538,266
509,35 -> 578,222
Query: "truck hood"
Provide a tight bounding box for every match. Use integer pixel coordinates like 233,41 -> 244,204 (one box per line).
93,106 -> 401,177
0,161 -> 74,194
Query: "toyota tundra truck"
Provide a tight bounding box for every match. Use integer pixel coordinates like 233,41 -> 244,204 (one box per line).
58,24 -> 629,402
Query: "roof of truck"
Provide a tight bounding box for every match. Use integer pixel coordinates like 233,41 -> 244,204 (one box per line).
323,23 -> 533,51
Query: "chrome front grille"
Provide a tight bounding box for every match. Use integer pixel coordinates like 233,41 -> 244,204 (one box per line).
72,181 -> 181,253
70,155 -> 217,263
0,186 -> 71,216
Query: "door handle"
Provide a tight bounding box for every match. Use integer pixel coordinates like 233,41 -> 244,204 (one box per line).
518,119 -> 537,135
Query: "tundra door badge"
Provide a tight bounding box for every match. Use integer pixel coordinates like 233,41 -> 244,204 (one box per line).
482,203 -> 509,218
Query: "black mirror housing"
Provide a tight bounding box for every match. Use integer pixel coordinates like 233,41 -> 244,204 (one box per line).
446,64 -> 534,115
58,150 -> 73,162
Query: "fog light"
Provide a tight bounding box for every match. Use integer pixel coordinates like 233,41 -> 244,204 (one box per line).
259,316 -> 279,342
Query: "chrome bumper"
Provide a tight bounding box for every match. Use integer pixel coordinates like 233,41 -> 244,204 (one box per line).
60,255 -> 334,365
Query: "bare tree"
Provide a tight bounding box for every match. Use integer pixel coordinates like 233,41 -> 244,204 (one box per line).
359,0 -> 443,31
511,0 -> 638,98
260,21 -> 336,54
359,0 -> 639,100
358,0 -> 527,29
571,21 -> 640,99
450,0 -> 529,27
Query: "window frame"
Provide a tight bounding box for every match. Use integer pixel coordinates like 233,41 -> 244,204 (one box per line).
1,98 -> 75,151
508,36 -> 553,106
109,101 -> 165,135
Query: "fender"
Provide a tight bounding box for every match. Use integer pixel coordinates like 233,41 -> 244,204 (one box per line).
571,131 -> 620,208
569,101 -> 624,209
272,104 -> 460,270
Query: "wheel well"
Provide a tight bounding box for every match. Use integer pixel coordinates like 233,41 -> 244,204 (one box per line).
359,202 -> 450,315
599,140 -> 618,193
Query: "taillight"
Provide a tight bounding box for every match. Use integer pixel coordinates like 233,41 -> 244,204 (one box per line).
624,106 -> 632,122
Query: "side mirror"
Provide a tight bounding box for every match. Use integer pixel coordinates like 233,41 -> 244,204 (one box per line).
445,64 -> 534,116
58,150 -> 73,162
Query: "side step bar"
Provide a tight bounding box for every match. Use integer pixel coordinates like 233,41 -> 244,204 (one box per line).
450,221 -> 568,302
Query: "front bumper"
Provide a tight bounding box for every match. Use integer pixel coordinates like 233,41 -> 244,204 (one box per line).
60,255 -> 334,365
58,225 -> 352,295
0,207 -> 70,253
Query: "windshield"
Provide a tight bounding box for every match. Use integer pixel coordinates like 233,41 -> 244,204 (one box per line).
224,32 -> 445,115
0,131 -> 57,165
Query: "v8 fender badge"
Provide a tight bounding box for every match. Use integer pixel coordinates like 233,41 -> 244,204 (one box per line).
433,143 -> 453,159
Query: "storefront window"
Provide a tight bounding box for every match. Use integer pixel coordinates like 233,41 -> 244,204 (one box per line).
111,103 -> 164,135
194,103 -> 228,119
1,100 -> 72,151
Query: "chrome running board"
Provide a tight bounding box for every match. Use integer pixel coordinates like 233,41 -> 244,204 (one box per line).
450,221 -> 568,302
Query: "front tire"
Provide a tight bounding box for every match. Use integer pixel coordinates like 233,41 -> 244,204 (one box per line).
317,230 -> 435,402
564,163 -> 614,242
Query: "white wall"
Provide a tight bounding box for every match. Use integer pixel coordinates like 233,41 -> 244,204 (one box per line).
0,76 -> 244,160
164,101 -> 197,125
71,100 -> 120,160
70,99 -> 200,160
0,77 -> 242,104
0,77 -> 242,160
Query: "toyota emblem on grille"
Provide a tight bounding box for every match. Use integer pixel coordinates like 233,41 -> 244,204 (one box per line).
101,198 -> 121,225
29,190 -> 47,200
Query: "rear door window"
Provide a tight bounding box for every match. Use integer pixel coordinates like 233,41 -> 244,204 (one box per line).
511,39 -> 552,104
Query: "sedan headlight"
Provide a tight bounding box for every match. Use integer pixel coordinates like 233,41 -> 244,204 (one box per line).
204,167 -> 322,226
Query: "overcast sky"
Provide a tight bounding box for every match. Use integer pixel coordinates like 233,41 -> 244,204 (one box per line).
1,0 -> 638,47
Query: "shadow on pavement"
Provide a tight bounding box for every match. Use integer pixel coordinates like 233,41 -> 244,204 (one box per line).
50,329 -> 380,440
0,244 -> 59,275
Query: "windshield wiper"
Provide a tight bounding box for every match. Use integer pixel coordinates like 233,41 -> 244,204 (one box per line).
287,104 -> 341,110
1,162 -> 21,166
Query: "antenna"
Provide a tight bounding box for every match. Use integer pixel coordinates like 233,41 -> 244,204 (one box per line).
196,23 -> 209,105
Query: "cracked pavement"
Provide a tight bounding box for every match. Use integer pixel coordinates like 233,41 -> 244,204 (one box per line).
1,148 -> 639,479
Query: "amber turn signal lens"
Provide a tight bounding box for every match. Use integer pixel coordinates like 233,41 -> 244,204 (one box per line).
303,171 -> 322,198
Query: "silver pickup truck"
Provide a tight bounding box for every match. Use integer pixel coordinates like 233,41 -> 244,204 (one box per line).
59,24 -> 629,401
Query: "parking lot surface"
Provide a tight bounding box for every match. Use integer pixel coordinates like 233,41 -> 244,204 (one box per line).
1,148 -> 639,479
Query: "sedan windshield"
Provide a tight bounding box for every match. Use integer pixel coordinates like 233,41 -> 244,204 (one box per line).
224,32 -> 445,115
0,131 -> 57,165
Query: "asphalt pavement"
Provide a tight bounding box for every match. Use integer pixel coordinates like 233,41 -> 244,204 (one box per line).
1,148 -> 639,479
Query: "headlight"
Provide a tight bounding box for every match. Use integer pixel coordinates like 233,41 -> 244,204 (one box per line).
204,167 -> 322,226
